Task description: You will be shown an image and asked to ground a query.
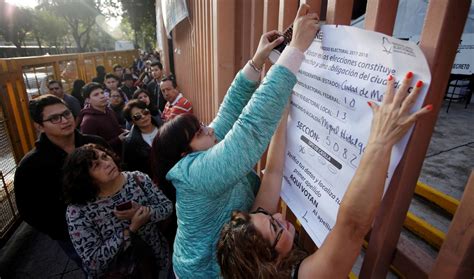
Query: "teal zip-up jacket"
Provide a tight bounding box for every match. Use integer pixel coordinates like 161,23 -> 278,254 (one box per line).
168,64 -> 297,278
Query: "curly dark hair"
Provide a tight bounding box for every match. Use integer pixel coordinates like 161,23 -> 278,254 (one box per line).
217,211 -> 307,279
63,144 -> 121,204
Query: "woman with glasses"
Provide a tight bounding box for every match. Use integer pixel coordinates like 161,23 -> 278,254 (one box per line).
217,73 -> 432,278
122,100 -> 163,176
63,143 -> 172,278
151,5 -> 319,278
109,90 -> 127,128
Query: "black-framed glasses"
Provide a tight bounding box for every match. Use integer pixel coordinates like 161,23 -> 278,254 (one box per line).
251,207 -> 284,249
42,110 -> 73,124
48,87 -> 61,91
132,108 -> 150,121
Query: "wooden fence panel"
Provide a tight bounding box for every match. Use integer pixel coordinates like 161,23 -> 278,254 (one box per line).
279,0 -> 299,31
430,171 -> 474,279
364,0 -> 399,35
163,0 -> 472,277
360,0 -> 471,277
326,0 -> 354,25
0,50 -> 138,161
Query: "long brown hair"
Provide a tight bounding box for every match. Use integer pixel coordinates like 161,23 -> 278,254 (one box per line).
217,211 -> 307,279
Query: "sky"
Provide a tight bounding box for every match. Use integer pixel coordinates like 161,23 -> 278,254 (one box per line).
5,0 -> 122,28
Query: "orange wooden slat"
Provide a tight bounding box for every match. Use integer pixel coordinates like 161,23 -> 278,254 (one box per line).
364,0 -> 399,35
430,171 -> 474,278
250,0 -> 264,55
212,0 -> 237,109
263,0 -> 280,33
278,0 -> 299,31
301,0 -> 323,15
326,0 -> 354,25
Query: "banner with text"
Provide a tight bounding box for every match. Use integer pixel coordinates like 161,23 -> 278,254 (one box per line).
280,25 -> 431,247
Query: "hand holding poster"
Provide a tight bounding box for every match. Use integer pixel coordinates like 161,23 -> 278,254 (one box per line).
281,25 -> 431,247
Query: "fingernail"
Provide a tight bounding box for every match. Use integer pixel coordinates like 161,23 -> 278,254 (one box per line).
367,101 -> 372,107
416,80 -> 423,88
406,72 -> 413,79
387,75 -> 393,81
425,104 -> 433,111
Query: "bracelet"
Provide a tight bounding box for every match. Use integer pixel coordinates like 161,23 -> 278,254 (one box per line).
249,59 -> 262,73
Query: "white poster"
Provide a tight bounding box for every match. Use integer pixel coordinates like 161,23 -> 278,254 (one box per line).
280,25 -> 431,247
161,0 -> 189,38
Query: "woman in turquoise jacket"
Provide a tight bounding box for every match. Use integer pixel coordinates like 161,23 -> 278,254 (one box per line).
152,5 -> 319,278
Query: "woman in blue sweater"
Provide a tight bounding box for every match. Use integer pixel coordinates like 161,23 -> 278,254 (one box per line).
151,5 -> 319,278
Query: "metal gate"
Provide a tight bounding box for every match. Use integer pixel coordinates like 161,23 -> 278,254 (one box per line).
0,105 -> 19,243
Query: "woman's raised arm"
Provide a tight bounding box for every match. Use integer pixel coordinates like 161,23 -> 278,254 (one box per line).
251,108 -> 289,213
298,73 -> 432,278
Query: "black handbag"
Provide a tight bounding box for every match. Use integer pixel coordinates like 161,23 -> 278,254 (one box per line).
100,233 -> 157,279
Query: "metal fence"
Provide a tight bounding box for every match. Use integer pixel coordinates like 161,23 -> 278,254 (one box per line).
0,107 -> 19,241
0,49 -> 138,244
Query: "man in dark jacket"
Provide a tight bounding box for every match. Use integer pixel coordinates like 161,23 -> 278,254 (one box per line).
146,61 -> 167,112
120,73 -> 137,100
76,82 -> 128,155
14,94 -> 108,268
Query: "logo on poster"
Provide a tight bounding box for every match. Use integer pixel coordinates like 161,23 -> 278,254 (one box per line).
382,36 -> 416,57
382,37 -> 393,54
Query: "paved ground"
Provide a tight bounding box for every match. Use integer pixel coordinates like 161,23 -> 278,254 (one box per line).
0,223 -> 83,279
0,100 -> 471,279
418,102 -> 474,200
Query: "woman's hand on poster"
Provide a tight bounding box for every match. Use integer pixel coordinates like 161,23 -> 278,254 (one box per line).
252,30 -> 285,69
114,201 -> 140,220
129,206 -> 151,232
289,4 -> 320,53
367,72 -> 432,148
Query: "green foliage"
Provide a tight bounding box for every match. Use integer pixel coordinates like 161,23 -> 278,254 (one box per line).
32,10 -> 69,48
38,0 -> 101,51
119,0 -> 156,49
0,0 -> 139,54
88,24 -> 115,51
0,2 -> 35,50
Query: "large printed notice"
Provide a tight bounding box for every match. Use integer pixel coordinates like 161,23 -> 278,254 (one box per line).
280,25 -> 431,247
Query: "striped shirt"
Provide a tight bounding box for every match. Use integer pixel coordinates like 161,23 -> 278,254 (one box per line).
162,93 -> 193,121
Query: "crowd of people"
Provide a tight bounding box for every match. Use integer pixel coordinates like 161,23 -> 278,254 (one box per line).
13,4 -> 432,279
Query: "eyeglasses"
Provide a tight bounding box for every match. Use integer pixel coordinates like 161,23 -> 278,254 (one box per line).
195,123 -> 210,137
48,87 -> 61,90
42,110 -> 73,124
251,207 -> 284,249
132,108 -> 150,121
110,95 -> 122,99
